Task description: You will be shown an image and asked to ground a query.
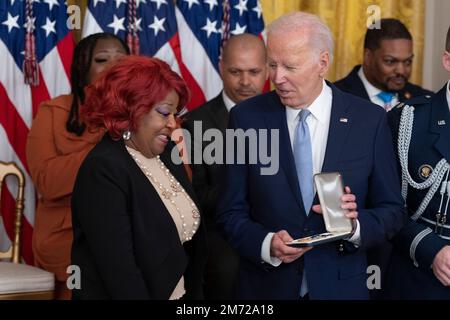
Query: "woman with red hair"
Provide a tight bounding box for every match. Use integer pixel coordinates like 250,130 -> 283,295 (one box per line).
71,56 -> 206,299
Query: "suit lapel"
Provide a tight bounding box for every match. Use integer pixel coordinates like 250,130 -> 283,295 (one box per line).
112,135 -> 201,221
263,86 -> 352,213
429,86 -> 450,162
322,84 -> 352,171
207,94 -> 229,133
349,66 -> 371,101
264,92 -> 305,212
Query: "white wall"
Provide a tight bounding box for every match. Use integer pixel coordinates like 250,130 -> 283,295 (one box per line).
423,0 -> 450,92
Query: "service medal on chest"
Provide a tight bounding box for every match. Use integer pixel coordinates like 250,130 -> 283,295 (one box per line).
418,164 -> 433,180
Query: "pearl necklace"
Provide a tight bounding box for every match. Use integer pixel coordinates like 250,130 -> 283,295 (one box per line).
126,147 -> 200,241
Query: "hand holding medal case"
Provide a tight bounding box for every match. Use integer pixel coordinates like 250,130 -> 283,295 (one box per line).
287,172 -> 354,247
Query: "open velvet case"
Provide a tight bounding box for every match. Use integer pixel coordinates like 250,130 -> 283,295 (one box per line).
287,172 -> 354,248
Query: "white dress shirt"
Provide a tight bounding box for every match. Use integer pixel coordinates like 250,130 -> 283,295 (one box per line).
222,91 -> 236,112
446,80 -> 450,112
358,67 -> 399,109
261,81 -> 361,266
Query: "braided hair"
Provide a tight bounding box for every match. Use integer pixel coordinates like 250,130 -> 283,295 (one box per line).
66,33 -> 130,136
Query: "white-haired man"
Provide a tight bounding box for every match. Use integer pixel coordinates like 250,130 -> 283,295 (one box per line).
216,12 -> 405,299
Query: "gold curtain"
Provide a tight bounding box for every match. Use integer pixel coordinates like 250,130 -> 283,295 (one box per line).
261,0 -> 425,84
67,0 -> 87,42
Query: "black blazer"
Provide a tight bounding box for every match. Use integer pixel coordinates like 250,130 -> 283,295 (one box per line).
71,134 -> 207,300
181,93 -> 229,222
335,65 -> 434,102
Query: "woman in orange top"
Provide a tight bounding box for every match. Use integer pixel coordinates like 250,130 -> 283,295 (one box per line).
26,33 -> 129,299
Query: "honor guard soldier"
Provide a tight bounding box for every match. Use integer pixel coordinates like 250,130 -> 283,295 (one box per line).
385,26 -> 450,299
336,20 -> 434,299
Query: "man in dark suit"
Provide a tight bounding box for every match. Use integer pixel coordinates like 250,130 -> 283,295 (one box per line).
182,33 -> 268,299
385,26 -> 450,299
216,12 -> 405,300
335,18 -> 433,110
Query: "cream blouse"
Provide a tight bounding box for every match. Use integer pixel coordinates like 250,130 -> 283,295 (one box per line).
126,146 -> 201,300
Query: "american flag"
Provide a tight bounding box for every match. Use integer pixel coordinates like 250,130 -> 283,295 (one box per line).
175,0 -> 266,106
83,0 -> 266,110
0,0 -> 74,264
83,0 -> 181,69
83,0 -> 192,106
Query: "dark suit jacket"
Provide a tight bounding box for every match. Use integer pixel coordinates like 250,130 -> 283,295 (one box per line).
71,135 -> 207,300
182,94 -> 229,222
335,65 -> 434,102
216,83 -> 406,300
386,85 -> 450,299
181,94 -> 240,300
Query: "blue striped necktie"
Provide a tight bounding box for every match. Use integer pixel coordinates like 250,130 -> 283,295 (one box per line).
293,109 -> 313,298
293,109 -> 314,215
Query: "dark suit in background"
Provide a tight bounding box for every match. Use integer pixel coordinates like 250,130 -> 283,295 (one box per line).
335,65 -> 433,103
71,135 -> 207,299
216,85 -> 406,299
182,93 -> 239,299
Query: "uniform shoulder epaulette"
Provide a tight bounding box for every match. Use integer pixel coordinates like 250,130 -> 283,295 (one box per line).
403,95 -> 433,108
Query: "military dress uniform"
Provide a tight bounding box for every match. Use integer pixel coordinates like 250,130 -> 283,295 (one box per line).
386,83 -> 450,299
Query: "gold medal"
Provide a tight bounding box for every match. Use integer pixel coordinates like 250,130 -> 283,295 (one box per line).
418,164 -> 433,180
